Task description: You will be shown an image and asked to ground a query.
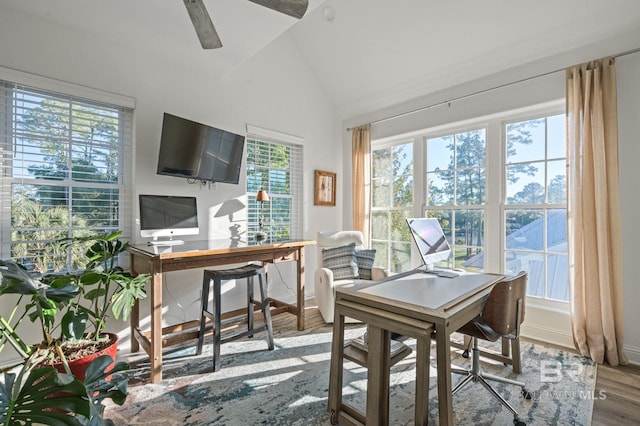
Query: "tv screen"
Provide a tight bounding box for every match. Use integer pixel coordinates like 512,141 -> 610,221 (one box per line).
139,194 -> 199,244
157,113 -> 245,184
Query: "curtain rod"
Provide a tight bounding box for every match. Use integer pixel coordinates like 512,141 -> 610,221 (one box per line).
347,46 -> 640,131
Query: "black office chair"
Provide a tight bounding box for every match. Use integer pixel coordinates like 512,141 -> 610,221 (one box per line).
451,271 -> 532,426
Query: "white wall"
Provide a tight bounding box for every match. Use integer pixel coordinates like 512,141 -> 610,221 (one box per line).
342,47 -> 640,364
0,7 -> 343,362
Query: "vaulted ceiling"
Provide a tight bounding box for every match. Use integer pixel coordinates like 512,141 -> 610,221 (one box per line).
3,0 -> 640,120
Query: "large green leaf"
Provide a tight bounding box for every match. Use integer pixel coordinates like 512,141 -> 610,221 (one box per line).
0,362 -> 90,425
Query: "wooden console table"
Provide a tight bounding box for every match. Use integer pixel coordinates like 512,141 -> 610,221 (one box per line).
128,239 -> 316,383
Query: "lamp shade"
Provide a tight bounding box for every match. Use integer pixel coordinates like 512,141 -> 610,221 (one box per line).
256,190 -> 270,202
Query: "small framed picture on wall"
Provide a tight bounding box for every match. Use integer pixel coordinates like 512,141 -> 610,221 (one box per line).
314,170 -> 336,206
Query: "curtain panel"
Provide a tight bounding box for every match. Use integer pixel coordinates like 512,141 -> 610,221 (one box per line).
566,57 -> 627,366
352,124 -> 371,246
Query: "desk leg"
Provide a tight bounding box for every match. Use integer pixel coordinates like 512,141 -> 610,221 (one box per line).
366,325 -> 390,426
130,253 -> 140,353
414,333 -> 430,425
150,270 -> 163,383
296,247 -> 305,330
436,323 -> 453,426
327,307 -> 346,424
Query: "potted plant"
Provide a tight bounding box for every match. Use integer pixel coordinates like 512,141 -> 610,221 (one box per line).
0,230 -> 149,380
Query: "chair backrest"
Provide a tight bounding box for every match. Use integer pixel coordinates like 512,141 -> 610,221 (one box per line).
481,271 -> 527,336
316,231 -> 364,268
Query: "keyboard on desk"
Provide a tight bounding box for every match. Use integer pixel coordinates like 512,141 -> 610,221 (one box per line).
435,270 -> 459,278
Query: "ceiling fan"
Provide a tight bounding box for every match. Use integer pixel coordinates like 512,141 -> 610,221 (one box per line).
183,0 -> 309,49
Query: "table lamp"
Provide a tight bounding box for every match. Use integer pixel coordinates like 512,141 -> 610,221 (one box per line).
255,189 -> 269,241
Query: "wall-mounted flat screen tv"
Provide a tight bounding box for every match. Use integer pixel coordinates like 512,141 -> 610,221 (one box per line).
157,113 -> 245,184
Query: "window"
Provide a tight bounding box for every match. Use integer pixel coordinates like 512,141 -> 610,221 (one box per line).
371,104 -> 567,304
425,129 -> 486,270
504,114 -> 567,301
371,142 -> 413,273
245,134 -> 303,241
0,77 -> 133,273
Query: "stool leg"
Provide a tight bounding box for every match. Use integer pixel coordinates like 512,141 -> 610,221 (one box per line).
247,275 -> 254,338
197,273 -> 210,355
258,269 -> 274,350
213,276 -> 222,372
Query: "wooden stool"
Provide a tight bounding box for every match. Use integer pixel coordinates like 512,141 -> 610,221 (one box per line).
197,264 -> 274,371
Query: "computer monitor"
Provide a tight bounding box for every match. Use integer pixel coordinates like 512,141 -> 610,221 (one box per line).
139,194 -> 199,245
406,217 -> 451,271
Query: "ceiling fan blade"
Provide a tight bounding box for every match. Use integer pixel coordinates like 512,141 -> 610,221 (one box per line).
248,0 -> 309,19
183,0 -> 222,49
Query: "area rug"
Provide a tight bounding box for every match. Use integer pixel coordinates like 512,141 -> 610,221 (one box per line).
104,323 -> 596,425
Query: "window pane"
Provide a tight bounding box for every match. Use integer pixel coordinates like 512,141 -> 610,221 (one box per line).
547,254 -> 569,301
427,171 -> 453,205
393,173 -> 413,207
547,160 -> 566,204
506,118 -> 545,163
547,209 -> 567,254
391,242 -> 412,273
391,209 -> 412,241
505,209 -> 544,250
372,146 -> 392,178
547,114 -> 566,159
506,162 -> 544,204
373,240 -> 389,269
505,251 -> 545,297
454,210 -> 484,247
455,169 -> 485,205
427,135 -> 452,171
371,210 -> 389,241
455,130 -> 485,169
372,177 -> 391,208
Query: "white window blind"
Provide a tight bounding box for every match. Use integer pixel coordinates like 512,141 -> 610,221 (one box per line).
245,128 -> 303,241
0,79 -> 133,272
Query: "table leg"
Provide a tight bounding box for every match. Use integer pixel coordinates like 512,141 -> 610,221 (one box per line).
296,247 -> 305,330
150,270 -> 163,383
327,307 -> 346,424
414,333 -> 430,425
436,323 -> 453,425
366,325 -> 391,426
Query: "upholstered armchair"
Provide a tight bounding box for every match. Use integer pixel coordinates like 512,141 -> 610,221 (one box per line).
314,230 -> 388,323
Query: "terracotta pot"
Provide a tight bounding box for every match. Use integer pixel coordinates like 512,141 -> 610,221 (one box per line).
55,333 -> 119,382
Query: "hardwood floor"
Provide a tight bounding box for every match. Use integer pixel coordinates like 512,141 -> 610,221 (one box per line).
592,362 -> 640,425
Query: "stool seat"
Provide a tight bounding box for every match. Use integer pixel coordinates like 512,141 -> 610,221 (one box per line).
197,264 -> 274,371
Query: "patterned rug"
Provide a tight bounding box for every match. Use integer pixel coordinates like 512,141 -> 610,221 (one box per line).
104,321 -> 596,425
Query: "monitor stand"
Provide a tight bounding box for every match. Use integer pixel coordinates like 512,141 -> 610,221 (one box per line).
147,238 -> 185,246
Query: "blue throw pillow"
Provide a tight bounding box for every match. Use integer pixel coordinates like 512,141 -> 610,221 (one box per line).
322,242 -> 359,280
355,249 -> 376,280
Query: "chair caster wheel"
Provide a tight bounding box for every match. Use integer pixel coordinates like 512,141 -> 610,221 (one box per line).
462,349 -> 469,358
513,417 -> 526,426
522,389 -> 532,400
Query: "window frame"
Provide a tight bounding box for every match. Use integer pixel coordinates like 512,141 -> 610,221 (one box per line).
371,100 -> 568,309
245,130 -> 303,242
0,67 -> 134,271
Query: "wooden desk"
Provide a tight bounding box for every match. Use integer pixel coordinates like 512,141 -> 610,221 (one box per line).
328,271 -> 503,426
128,239 -> 316,383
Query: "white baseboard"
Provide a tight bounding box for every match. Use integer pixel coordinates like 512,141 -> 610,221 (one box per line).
623,344 -> 640,365
520,322 -> 574,350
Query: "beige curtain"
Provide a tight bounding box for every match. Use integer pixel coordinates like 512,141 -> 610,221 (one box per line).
352,124 -> 371,245
566,57 -> 628,366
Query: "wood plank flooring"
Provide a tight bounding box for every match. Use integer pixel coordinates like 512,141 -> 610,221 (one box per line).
592,362 -> 640,425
